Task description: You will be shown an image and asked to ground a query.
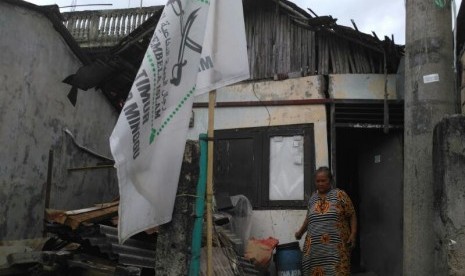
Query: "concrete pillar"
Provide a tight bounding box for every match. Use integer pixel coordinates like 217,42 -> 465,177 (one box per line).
404,0 -> 456,274
155,141 -> 199,275
433,115 -> 465,275
460,53 -> 465,114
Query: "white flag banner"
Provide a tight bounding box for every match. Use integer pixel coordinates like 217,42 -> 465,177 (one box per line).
110,0 -> 249,244
195,0 -> 249,96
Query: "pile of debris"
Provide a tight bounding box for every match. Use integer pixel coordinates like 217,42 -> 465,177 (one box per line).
1,198 -> 260,275
1,201 -> 156,276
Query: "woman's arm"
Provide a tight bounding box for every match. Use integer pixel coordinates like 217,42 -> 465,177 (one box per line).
347,211 -> 357,248
295,217 -> 308,240
340,189 -> 357,248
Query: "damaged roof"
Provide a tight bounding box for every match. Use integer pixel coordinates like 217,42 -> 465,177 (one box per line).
62,6 -> 164,108
61,0 -> 404,111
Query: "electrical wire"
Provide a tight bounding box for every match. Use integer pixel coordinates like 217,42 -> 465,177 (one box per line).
63,128 -> 114,162
450,0 -> 457,74
70,0 -> 77,11
452,0 -> 458,74
251,83 -> 272,127
452,0 -> 460,113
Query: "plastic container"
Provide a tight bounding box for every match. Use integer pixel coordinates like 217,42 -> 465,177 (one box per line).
275,242 -> 302,276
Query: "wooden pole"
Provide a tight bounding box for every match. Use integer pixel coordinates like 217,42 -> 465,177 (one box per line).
43,149 -> 53,237
44,149 -> 54,210
206,90 -> 216,276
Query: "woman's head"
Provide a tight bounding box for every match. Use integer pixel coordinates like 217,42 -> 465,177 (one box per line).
315,166 -> 332,194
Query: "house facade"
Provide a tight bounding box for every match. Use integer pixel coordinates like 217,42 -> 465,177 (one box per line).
61,1 -> 404,274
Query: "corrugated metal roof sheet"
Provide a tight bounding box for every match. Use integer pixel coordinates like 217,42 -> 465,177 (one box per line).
80,224 -> 156,269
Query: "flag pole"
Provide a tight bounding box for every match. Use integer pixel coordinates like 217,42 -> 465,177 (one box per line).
206,90 -> 216,276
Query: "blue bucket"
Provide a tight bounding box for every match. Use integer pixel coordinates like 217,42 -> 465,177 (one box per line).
275,242 -> 302,276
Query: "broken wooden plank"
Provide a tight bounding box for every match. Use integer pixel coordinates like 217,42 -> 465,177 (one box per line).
45,201 -> 119,230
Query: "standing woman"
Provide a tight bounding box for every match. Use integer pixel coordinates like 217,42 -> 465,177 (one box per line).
295,167 -> 357,276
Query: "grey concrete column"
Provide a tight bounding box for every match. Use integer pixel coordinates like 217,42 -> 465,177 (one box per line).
155,141 -> 199,275
404,0 -> 456,275
433,115 -> 465,275
460,54 -> 465,114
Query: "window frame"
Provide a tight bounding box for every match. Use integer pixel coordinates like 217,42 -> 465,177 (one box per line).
213,123 -> 316,209
261,124 -> 315,208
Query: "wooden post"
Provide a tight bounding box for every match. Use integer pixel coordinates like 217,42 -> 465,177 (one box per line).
43,149 -> 53,237
206,90 -> 216,276
44,149 -> 54,210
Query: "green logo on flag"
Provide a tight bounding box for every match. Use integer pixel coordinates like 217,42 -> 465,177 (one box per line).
149,85 -> 196,144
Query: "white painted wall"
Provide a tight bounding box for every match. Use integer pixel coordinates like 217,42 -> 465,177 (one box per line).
329,74 -> 399,100
251,210 -> 306,248
188,75 -> 329,168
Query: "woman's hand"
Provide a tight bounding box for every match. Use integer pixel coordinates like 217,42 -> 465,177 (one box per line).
347,233 -> 356,249
295,230 -> 304,240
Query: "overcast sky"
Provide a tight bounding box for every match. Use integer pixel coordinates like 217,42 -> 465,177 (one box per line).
26,0 -> 463,45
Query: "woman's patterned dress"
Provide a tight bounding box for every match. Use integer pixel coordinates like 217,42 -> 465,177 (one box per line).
301,188 -> 355,276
